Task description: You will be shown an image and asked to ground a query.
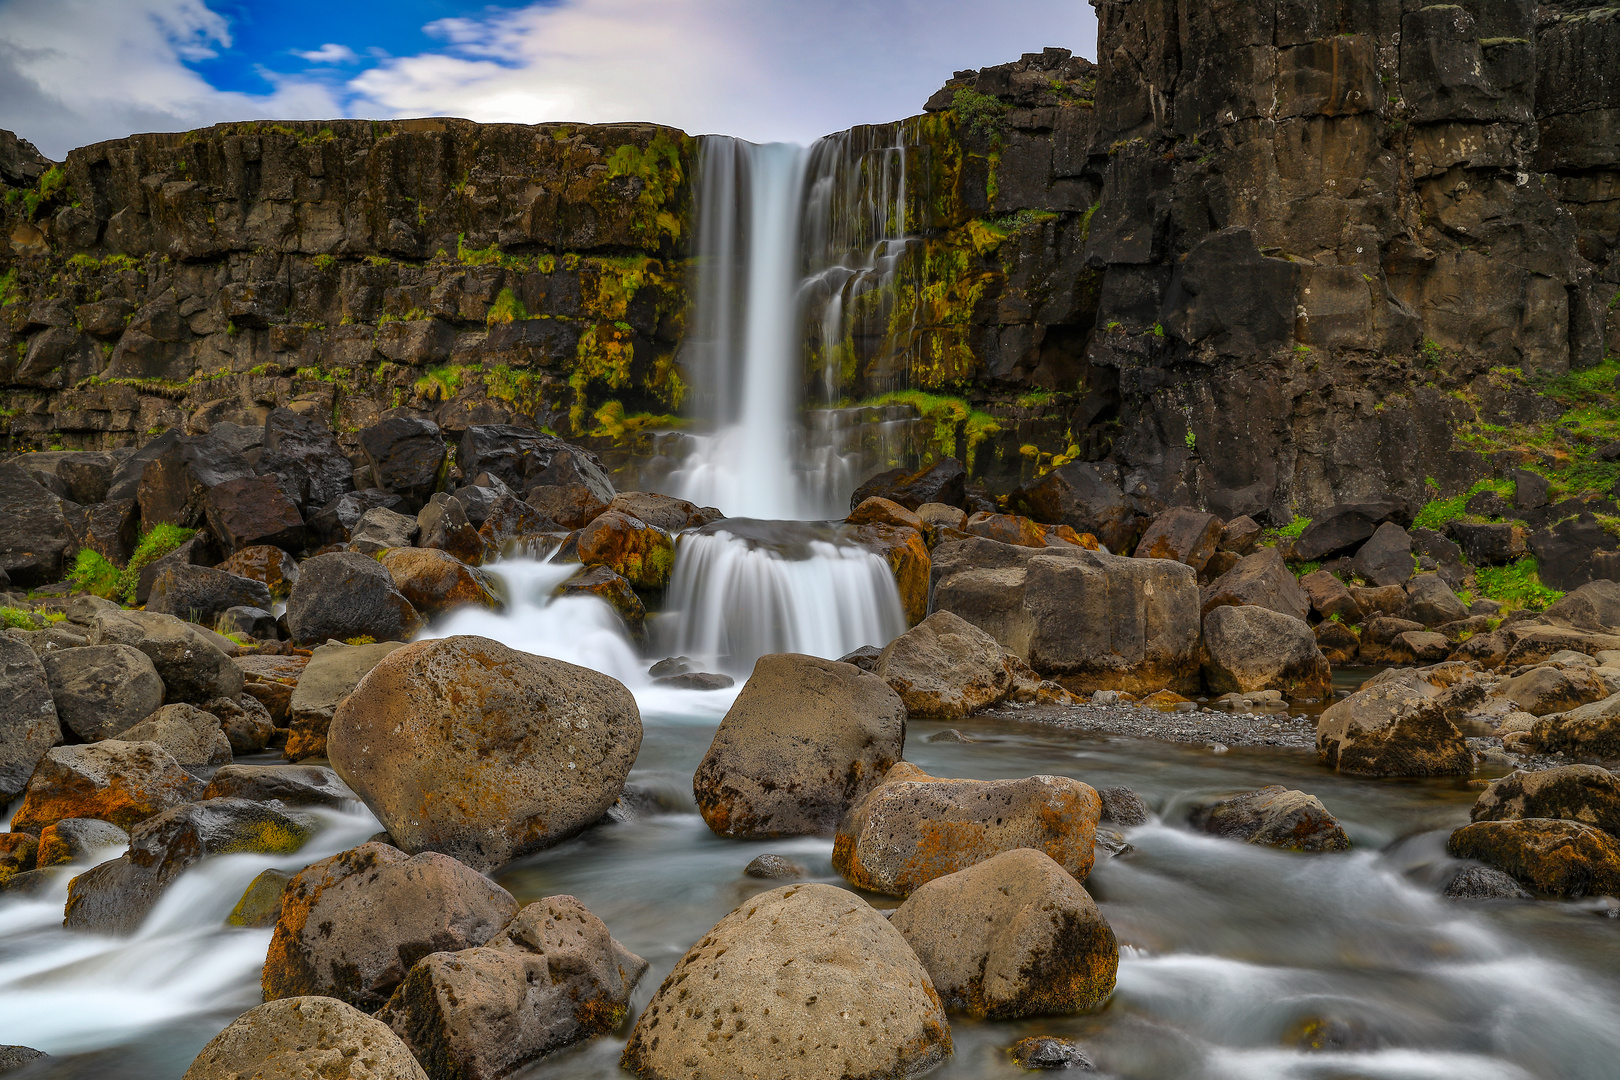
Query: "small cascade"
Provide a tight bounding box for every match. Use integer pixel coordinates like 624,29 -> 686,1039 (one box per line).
659,520 -> 906,675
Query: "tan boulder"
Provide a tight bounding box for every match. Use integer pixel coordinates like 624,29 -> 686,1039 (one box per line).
873,610 -> 1031,720
284,640 -> 404,761
833,763 -> 1100,897
1188,786 -> 1350,852
1528,692 -> 1620,758
1316,684 -> 1473,777
890,849 -> 1117,1018
572,509 -> 674,591
845,521 -> 931,627
621,883 -> 951,1080
1469,765 -> 1620,837
1201,605 -> 1332,700
182,996 -> 428,1080
113,703 -> 233,769
381,547 -> 501,617
1495,665 -> 1610,717
693,654 -> 904,838
1447,819 -> 1620,898
10,741 -> 204,834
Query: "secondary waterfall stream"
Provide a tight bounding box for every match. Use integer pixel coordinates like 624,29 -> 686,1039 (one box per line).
4,133 -> 1620,1080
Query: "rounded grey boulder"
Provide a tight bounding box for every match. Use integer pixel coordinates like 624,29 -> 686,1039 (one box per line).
42,644 -> 164,741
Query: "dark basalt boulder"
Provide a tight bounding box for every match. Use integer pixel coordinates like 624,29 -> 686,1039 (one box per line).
1189,786 -> 1350,852
284,552 -> 422,645
0,636 -> 61,803
851,457 -> 967,512
63,497 -> 139,567
359,417 -> 447,511
42,645 -> 165,741
457,424 -> 571,490
1530,514 -> 1617,592
1542,579 -> 1620,634
203,474 -> 308,554
608,491 -> 721,532
308,488 -> 404,545
216,545 -> 299,599
415,492 -> 485,565
1293,500 -> 1414,562
1447,521 -> 1523,566
523,446 -> 617,530
133,534 -> 218,606
255,407 -> 354,511
203,763 -> 358,808
1351,522 -> 1413,588
0,462 -> 72,586
145,565 -> 274,628
1011,461 -> 1145,554
448,472 -> 514,527
136,434 -> 257,528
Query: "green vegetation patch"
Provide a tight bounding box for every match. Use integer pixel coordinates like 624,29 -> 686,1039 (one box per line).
0,607 -> 37,630
859,390 -> 1001,472
1412,478 -> 1515,530
69,550 -> 123,599
1474,557 -> 1563,612
120,524 -> 197,604
952,88 -> 1009,138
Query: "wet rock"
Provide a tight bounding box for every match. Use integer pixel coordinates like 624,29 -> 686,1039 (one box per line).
654,671 -> 734,690
215,545 -> 299,600
146,564 -> 274,628
114,703 -> 233,768
256,407 -> 354,512
892,848 -> 1118,1018
309,488 -> 404,545
235,651 -> 306,725
523,445 -> 616,529
64,797 -> 313,934
1404,573 -> 1468,627
927,728 -> 977,743
0,635 -> 61,803
1496,665 -> 1610,717
478,492 -> 561,552
963,511 -> 1048,547
203,763 -> 358,807
379,896 -> 648,1079
1293,500 -> 1413,561
1447,819 -> 1620,899
555,564 -> 646,637
852,457 -> 967,511
285,640 -> 404,761
42,644 -> 164,741
285,552 -> 423,645
1189,786 -> 1350,852
229,868 -> 292,928
845,521 -> 932,626
1316,684 -> 1474,777
834,763 -> 1100,897
416,492 -> 486,565
1011,461 -> 1144,553
359,417 -> 447,511
1470,765 -> 1620,836
203,474 -> 308,554
11,740 -> 203,834
1298,570 -> 1361,623
181,995 -> 429,1080
622,883 -> 951,1080
0,834 -> 36,884
133,535 -> 220,606
1203,605 -> 1332,699
1351,522 -> 1414,588
572,509 -> 675,591
1314,620 -> 1360,665
1529,693 -> 1620,758
744,854 -> 805,879
36,817 -> 128,866
694,653 -> 904,839
848,495 -> 930,536
89,608 -> 245,703
348,506 -> 421,554
874,610 -> 1030,720
608,491 -> 719,533
1443,866 -> 1534,900
1200,546 -> 1311,623
1134,506 -> 1224,574
1098,786 -> 1150,826
263,841 -> 519,1010
1010,1036 -> 1094,1070
198,689 -> 272,752
380,547 -> 501,618
836,644 -> 883,672
217,606 -> 279,641
449,473 -> 514,527
328,636 -> 642,871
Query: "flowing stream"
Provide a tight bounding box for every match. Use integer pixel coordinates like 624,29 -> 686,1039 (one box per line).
5,131 -> 1620,1079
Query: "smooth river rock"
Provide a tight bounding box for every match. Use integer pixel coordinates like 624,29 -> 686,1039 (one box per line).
1200,605 -> 1332,700
873,610 -> 1031,720
693,653 -> 905,839
328,636 -> 642,871
621,883 -> 952,1080
41,644 -> 164,742
182,996 -> 429,1080
1316,682 -> 1474,777
1188,786 -> 1351,852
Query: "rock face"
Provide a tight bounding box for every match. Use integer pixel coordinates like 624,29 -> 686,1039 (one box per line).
41,644 -> 164,741
1188,786 -> 1351,852
379,896 -> 648,1080
285,552 -> 422,645
1528,693 -> 1620,758
890,849 -> 1118,1018
873,611 -> 1028,720
693,654 -> 904,839
1448,819 -> 1620,899
833,763 -> 1101,898
622,883 -> 952,1080
1201,605 -> 1332,699
182,996 -> 429,1080
1317,685 -> 1474,777
0,463 -> 71,585
327,636 -> 642,872
0,636 -> 61,802
263,842 -> 519,1011
11,741 -> 204,834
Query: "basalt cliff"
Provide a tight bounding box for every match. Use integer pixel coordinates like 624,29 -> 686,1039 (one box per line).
1,0 -> 1617,521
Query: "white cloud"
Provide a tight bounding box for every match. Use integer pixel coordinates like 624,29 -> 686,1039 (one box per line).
291,43 -> 358,65
0,0 -> 1096,160
350,0 -> 1095,143
0,0 -> 342,158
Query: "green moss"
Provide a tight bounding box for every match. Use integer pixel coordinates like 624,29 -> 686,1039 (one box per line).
0,607 -> 36,630
486,288 -> 528,325
343,635 -> 376,646
605,131 -> 687,245
588,400 -> 685,439
457,235 -> 503,266
1474,557 -> 1563,612
952,88 -> 1009,137
0,269 -> 17,308
413,364 -> 466,402
1277,516 -> 1311,538
484,364 -> 544,415
1413,478 -> 1514,529
859,390 -> 1000,472
69,550 -> 122,599
23,166 -> 68,220
119,524 -> 196,604
313,254 -> 337,272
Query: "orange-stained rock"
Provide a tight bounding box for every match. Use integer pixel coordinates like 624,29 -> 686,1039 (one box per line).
1133,507 -> 1225,574
556,565 -> 646,638
833,763 -> 1101,898
1044,524 -> 1100,549
216,545 -> 300,599
1447,818 -> 1620,898
380,547 -> 501,618
844,522 -> 931,627
11,741 -> 204,835
0,833 -> 37,883
570,510 -> 675,591
233,651 -> 308,726
963,512 -> 1047,548
1142,689 -> 1192,709
849,496 -> 932,540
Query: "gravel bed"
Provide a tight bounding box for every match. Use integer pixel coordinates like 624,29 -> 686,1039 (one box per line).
981,701 -> 1320,749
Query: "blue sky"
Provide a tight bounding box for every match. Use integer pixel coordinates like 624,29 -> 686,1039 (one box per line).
0,0 -> 1096,160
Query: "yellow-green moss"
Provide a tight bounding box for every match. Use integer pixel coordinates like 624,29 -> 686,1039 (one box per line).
486,288 -> 528,325
605,131 -> 687,245
859,390 -> 1001,471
